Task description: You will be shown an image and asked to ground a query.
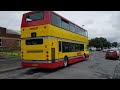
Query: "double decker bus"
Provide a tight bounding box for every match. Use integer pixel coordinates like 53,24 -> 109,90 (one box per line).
21,11 -> 89,69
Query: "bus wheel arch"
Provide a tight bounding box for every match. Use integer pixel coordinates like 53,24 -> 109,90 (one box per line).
63,56 -> 68,67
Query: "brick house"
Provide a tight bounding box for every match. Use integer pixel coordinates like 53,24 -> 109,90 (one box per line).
0,27 -> 20,52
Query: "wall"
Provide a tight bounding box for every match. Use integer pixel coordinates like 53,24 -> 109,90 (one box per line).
0,27 -> 20,52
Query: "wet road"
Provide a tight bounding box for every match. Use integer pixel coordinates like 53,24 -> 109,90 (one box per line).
0,51 -> 120,79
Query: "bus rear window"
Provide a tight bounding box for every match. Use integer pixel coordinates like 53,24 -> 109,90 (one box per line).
26,39 -> 43,45
26,11 -> 44,22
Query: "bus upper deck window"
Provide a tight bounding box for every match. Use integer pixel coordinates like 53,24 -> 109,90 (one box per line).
26,11 -> 44,22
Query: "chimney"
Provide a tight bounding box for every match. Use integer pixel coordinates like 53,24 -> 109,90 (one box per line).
0,27 -> 6,36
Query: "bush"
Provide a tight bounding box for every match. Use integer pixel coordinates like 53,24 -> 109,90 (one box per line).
3,48 -> 20,57
4,48 -> 13,52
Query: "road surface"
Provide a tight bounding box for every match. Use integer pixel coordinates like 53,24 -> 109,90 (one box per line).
0,51 -> 120,79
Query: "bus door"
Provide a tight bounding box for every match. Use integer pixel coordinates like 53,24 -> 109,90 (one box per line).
58,41 -> 62,59
51,48 -> 55,60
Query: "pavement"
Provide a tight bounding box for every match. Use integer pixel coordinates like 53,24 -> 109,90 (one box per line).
0,56 -> 22,73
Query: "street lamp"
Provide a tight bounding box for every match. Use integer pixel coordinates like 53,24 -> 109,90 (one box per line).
82,25 -> 85,28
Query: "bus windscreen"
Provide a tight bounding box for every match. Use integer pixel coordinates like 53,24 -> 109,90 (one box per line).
26,11 -> 44,22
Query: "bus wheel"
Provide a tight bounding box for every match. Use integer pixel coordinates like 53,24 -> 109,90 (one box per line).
84,53 -> 86,58
117,56 -> 119,60
64,56 -> 68,67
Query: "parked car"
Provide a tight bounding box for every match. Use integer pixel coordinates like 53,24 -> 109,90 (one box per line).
89,47 -> 96,51
105,48 -> 120,60
96,48 -> 101,51
103,49 -> 108,52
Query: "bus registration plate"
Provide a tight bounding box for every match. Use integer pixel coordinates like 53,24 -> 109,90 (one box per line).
32,64 -> 38,66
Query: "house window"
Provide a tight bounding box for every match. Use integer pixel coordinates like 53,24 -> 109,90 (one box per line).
0,39 -> 2,47
16,40 -> 20,47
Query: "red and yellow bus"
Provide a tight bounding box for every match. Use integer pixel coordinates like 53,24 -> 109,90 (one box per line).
21,11 -> 89,69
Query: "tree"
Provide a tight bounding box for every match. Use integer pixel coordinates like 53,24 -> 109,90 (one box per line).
112,42 -> 118,47
89,37 -> 111,49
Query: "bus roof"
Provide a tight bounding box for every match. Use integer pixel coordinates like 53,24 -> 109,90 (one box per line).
23,11 -> 87,32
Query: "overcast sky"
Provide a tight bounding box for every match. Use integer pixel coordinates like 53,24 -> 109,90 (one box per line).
0,11 -> 120,43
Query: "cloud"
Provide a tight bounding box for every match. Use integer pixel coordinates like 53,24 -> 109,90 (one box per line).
84,20 -> 94,25
0,11 -> 120,43
0,11 -> 28,31
108,12 -> 120,30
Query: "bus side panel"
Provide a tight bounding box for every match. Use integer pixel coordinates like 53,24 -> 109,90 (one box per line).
62,52 -> 84,64
84,44 -> 89,55
68,56 -> 84,64
48,25 -> 88,43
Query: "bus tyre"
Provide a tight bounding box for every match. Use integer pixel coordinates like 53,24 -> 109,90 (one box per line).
64,56 -> 68,67
105,57 -> 108,59
84,53 -> 86,59
117,56 -> 119,60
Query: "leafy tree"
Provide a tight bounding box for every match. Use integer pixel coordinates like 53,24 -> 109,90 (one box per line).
112,42 -> 118,47
89,37 -> 112,49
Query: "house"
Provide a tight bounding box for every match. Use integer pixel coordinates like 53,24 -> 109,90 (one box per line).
0,27 -> 20,52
